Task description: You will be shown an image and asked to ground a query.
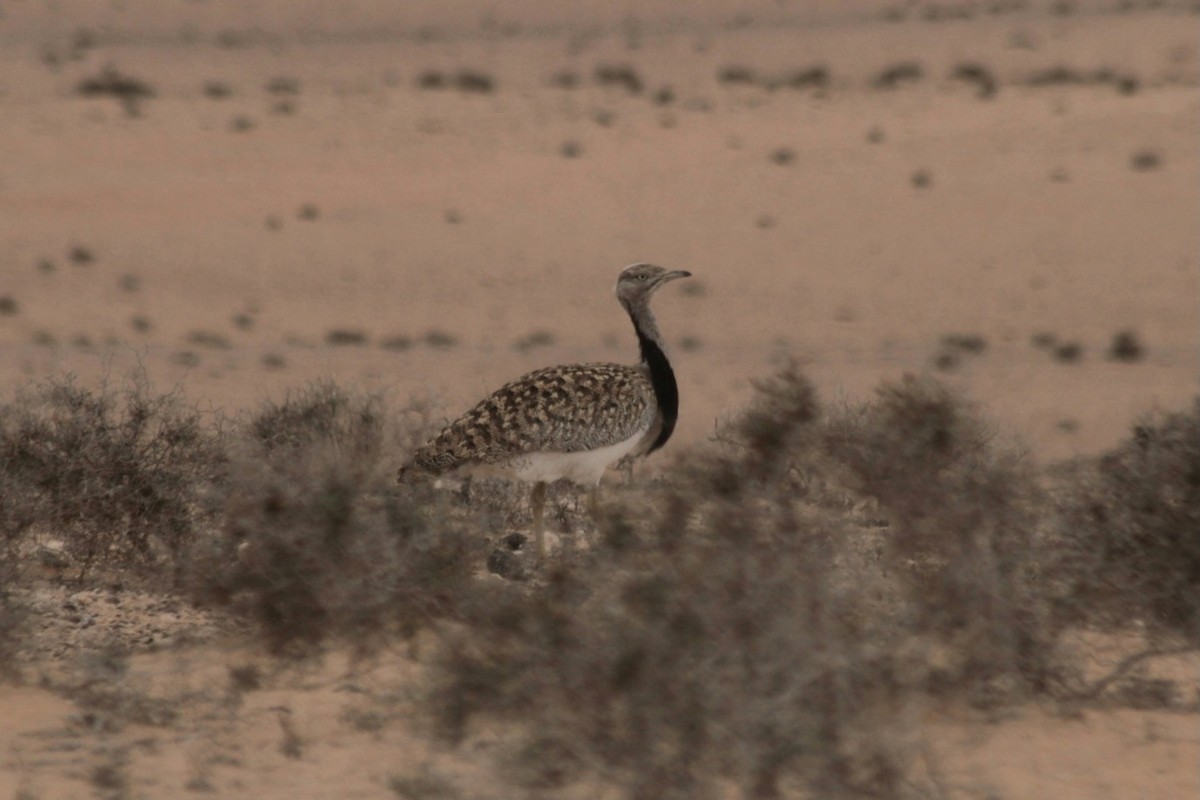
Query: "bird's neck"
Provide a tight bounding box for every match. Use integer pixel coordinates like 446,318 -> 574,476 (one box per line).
626,300 -> 679,454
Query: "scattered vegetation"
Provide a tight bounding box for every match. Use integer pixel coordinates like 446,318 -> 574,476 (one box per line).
203,80 -> 233,99
594,64 -> 644,94
424,369 -> 1065,797
873,61 -> 924,90
417,69 -> 498,93
423,330 -> 459,348
187,330 -> 233,350
1053,341 -> 1084,363
512,330 -> 556,353
1130,149 -> 1162,171
265,76 -> 301,95
0,296 -> 17,315
1,357 -> 1195,787
716,65 -> 757,85
1024,65 -> 1140,94
190,383 -> 483,655
951,62 -> 999,98
0,373 -> 224,580
380,335 -> 414,352
780,65 -> 830,92
69,245 -> 96,265
452,70 -> 496,93
75,66 -> 154,116
325,329 -> 369,347
769,147 -> 796,166
1108,329 -> 1145,362
1050,400 -> 1200,641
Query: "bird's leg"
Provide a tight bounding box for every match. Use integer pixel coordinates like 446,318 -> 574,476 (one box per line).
530,481 -> 548,558
587,486 -> 600,522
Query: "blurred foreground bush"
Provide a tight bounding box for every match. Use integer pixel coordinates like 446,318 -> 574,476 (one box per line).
1051,399 -> 1200,641
190,382 -> 486,655
0,373 -> 224,579
426,367 -> 1059,799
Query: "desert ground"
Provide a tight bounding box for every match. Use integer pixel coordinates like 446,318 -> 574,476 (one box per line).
1,1 -> 1198,798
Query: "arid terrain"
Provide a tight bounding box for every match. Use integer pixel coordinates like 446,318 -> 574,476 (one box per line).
1,1 -> 1198,798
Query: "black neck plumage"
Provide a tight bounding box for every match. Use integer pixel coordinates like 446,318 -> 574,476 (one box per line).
635,324 -> 679,454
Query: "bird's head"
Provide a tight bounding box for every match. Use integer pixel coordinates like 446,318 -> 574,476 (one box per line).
614,263 -> 692,307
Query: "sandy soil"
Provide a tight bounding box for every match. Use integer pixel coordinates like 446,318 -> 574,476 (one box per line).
1,1 -> 1198,797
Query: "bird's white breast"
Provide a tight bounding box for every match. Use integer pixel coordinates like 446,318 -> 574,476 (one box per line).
460,425 -> 649,486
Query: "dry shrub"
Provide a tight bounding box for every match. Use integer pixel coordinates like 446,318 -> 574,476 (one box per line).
0,373 -> 224,579
425,366 -> 1054,798
1050,400 -> 1200,641
818,375 -> 1053,695
191,383 -> 484,655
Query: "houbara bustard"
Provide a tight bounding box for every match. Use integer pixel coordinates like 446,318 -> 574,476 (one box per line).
397,263 -> 692,557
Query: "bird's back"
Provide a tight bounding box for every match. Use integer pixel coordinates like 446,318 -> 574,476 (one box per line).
400,362 -> 657,480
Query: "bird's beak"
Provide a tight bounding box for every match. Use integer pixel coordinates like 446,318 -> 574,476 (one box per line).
662,269 -> 692,282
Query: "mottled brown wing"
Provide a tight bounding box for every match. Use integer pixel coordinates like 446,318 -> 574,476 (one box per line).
403,363 -> 655,477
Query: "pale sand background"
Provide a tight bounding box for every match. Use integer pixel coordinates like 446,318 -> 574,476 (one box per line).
1,1 -> 1198,797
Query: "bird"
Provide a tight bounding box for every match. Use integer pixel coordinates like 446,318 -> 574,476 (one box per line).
397,262 -> 693,558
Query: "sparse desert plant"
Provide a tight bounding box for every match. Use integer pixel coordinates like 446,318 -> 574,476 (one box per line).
783,65 -> 830,92
716,64 -> 758,85
817,374 -> 1054,694
872,61 -> 924,90
513,330 -> 556,353
187,330 -> 232,349
297,202 -> 320,220
0,373 -> 225,578
203,80 -> 233,99
0,295 -> 17,315
191,383 -> 484,654
1031,330 -> 1056,349
230,114 -> 255,132
769,147 -> 796,165
453,70 -> 495,93
1108,329 -> 1145,362
325,329 -> 369,347
75,65 -> 154,116
380,335 -> 414,352
941,332 -> 988,354
265,76 -> 300,95
950,62 -> 998,99
1130,149 -> 1162,171
69,244 -> 95,265
911,169 -> 932,188
594,64 -> 643,94
1024,65 -> 1140,94
417,70 -> 447,90
171,350 -> 201,367
1053,341 -> 1083,363
423,329 -> 458,348
1049,400 -> 1200,641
